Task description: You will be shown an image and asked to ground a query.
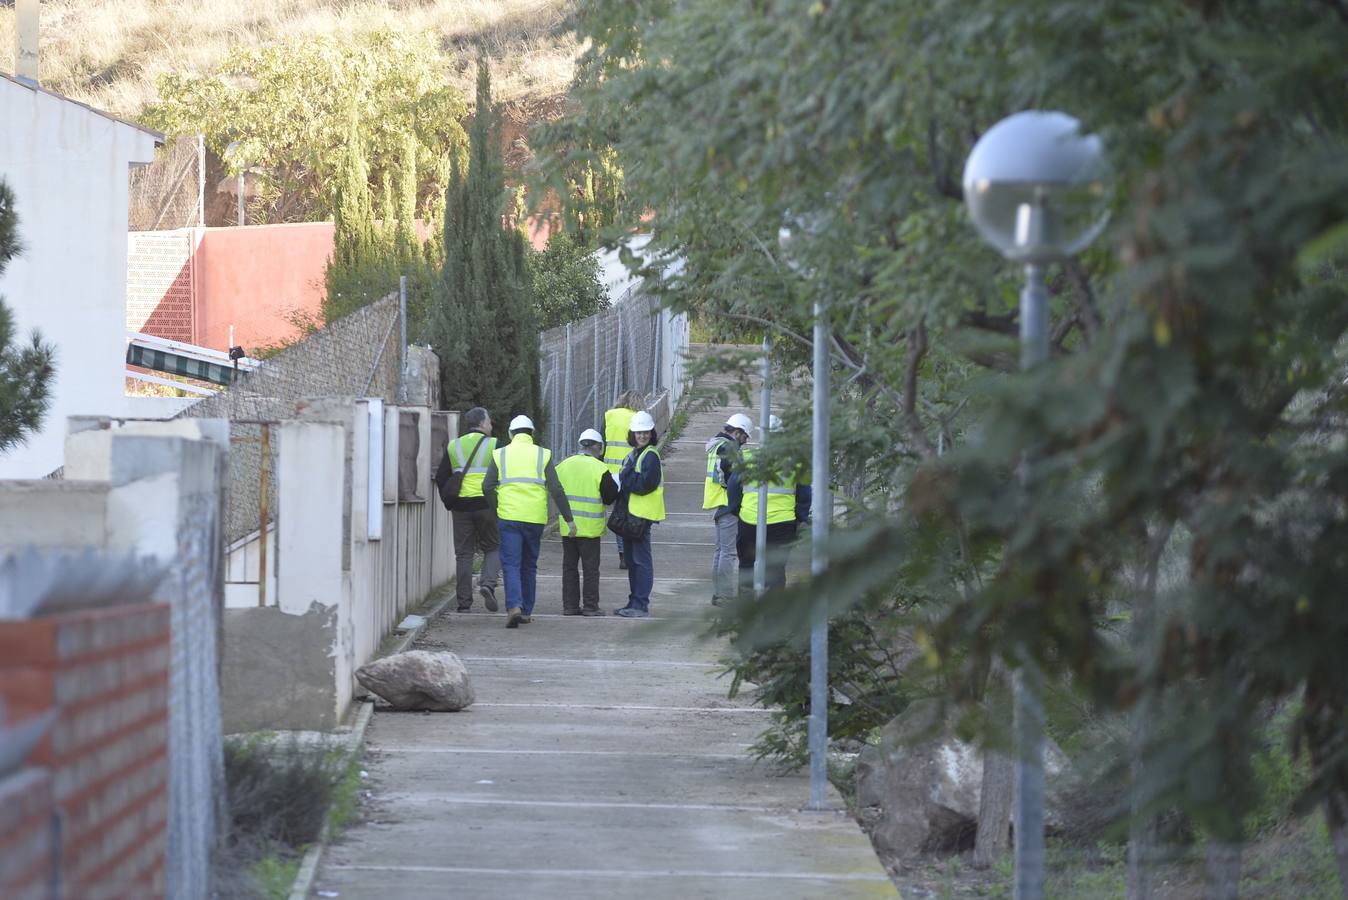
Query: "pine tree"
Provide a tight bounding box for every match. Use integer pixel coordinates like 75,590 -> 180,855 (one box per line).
429,61 -> 541,431
0,180 -> 55,454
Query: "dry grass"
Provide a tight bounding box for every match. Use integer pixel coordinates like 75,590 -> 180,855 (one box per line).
0,0 -> 577,119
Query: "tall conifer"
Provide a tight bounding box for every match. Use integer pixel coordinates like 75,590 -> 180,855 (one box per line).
429,62 -> 540,430
0,180 -> 55,454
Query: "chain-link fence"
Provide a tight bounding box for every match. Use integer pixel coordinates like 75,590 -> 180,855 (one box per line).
539,286 -> 689,453
177,294 -> 402,544
129,135 -> 205,231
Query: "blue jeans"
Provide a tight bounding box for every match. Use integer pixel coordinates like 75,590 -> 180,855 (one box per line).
498,520 -> 543,615
624,535 -> 654,611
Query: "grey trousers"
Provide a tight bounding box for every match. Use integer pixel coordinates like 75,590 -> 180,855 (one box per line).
452,507 -> 500,604
712,509 -> 739,601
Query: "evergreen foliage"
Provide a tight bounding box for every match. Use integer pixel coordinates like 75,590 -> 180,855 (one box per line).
0,181 -> 55,455
429,62 -> 542,430
528,228 -> 608,330
544,0 -> 1348,879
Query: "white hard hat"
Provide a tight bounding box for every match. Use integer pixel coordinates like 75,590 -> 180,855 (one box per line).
578,428 -> 604,445
725,413 -> 754,433
768,414 -> 783,432
630,410 -> 656,432
509,414 -> 535,432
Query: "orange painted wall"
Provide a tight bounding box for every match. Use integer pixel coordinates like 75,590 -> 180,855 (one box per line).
188,213 -> 553,354
193,222 -> 334,352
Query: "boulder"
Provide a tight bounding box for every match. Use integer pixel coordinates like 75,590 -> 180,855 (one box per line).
854,699 -> 1068,858
355,650 -> 475,711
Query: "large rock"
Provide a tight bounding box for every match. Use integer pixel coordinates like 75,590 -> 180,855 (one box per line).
355,650 -> 475,711
854,699 -> 1067,858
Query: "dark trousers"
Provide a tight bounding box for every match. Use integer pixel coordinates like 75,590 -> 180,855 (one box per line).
562,536 -> 602,612
737,519 -> 798,595
452,507 -> 499,605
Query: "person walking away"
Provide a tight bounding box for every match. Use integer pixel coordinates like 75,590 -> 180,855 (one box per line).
483,415 -> 574,628
556,429 -> 620,616
730,416 -> 811,595
603,390 -> 644,569
437,406 -> 500,612
704,413 -> 753,607
613,410 -> 664,618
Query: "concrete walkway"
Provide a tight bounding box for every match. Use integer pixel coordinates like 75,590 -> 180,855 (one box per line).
312,378 -> 896,899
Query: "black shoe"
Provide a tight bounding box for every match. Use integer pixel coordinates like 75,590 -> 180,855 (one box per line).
456,603 -> 473,613
479,584 -> 498,612
581,608 -> 604,617
562,608 -> 583,616
618,552 -> 627,571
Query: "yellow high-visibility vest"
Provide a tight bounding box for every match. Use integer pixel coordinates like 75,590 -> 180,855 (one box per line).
603,407 -> 635,473
739,448 -> 797,526
627,446 -> 666,523
556,453 -> 610,539
446,433 -> 497,499
493,433 -> 551,525
703,435 -> 736,510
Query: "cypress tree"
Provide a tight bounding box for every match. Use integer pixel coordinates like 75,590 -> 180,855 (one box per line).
0,180 -> 56,454
429,62 -> 540,431
323,115 -> 396,323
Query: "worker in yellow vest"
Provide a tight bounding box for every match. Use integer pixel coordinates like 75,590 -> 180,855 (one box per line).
482,415 -> 574,628
435,406 -> 500,613
603,390 -> 645,569
556,429 -> 620,616
704,412 -> 753,607
613,410 -> 665,618
729,416 -> 811,595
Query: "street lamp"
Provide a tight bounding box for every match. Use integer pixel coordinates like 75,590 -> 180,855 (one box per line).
777,209 -> 831,811
962,110 -> 1109,900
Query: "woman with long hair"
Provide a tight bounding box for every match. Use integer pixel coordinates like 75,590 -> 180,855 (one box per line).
613,410 -> 664,617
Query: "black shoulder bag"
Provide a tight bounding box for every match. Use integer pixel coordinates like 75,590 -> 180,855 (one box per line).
436,433 -> 488,511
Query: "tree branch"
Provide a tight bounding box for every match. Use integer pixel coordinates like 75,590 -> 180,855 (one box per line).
904,319 -> 937,457
927,114 -> 964,203
1065,259 -> 1102,340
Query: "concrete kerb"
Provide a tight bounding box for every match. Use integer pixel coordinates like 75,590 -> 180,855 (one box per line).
287,583 -> 456,900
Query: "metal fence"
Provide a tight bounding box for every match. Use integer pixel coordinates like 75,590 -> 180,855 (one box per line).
129,135 -> 205,231
539,286 -> 689,453
177,294 -> 402,544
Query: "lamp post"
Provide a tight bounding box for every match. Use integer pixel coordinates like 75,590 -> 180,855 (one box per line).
962,110 -> 1109,900
777,211 -> 830,811
753,335 -> 771,597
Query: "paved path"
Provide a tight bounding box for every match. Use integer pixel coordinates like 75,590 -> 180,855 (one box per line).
313,376 -> 896,899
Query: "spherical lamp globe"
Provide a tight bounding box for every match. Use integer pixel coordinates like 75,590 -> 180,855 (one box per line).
962,111 -> 1110,263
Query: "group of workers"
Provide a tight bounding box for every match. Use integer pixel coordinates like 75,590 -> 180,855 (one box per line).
442,393 -> 664,627
441,394 -> 809,627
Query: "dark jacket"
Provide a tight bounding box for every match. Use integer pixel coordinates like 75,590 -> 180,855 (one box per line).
435,428 -> 491,511
727,470 -> 812,524
620,446 -> 663,497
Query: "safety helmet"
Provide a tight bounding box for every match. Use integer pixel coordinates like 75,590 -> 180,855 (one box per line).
630,410 -> 656,432
509,414 -> 535,432
725,413 -> 754,433
578,428 -> 604,445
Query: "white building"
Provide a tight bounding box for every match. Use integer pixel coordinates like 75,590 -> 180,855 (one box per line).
0,73 -> 176,477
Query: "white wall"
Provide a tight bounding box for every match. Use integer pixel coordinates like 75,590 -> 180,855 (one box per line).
0,76 -> 159,478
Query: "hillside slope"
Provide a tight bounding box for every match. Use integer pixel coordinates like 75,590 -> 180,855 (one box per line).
0,0 -> 576,119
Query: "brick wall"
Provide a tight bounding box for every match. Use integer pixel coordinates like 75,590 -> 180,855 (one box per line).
127,231 -> 194,343
0,603 -> 171,900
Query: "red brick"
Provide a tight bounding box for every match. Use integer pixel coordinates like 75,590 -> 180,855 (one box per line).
0,604 -> 168,666
67,785 -> 167,890
53,722 -> 167,804
62,753 -> 166,846
0,768 -> 51,836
